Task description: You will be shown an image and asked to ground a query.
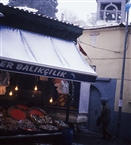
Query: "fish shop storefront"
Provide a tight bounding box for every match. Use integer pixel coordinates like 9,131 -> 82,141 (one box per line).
0,4 -> 97,145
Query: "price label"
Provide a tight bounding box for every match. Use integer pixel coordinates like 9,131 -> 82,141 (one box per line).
118,100 -> 123,107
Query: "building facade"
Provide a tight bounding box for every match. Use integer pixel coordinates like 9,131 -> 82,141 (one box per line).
78,23 -> 131,140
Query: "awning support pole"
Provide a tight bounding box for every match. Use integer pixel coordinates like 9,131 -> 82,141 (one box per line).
65,81 -> 74,124
65,94 -> 71,124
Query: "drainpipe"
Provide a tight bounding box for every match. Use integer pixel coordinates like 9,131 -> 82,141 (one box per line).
116,7 -> 129,138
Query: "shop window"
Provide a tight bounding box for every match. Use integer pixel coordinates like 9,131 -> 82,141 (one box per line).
0,71 -> 10,95
49,79 -> 80,111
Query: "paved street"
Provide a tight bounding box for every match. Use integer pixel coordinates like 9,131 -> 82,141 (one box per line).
72,129 -> 131,145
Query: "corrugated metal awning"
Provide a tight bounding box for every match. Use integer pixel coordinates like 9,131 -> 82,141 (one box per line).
0,25 -> 97,82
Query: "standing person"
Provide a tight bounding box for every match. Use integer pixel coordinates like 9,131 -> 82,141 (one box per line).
100,100 -> 112,140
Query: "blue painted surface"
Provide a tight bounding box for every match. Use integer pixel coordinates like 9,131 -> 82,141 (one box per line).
88,78 -> 131,141
88,85 -> 101,132
118,112 -> 131,140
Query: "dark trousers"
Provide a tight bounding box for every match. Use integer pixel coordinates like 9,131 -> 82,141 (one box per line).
102,121 -> 112,139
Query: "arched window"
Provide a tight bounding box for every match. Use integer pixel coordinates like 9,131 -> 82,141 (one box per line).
104,3 -> 118,22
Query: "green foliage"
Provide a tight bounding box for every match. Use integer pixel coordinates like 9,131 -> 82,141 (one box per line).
8,0 -> 58,18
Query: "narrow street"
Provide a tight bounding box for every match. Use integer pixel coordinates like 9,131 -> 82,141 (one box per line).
72,129 -> 131,145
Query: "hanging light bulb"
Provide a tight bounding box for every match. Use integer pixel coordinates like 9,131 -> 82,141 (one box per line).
49,97 -> 53,103
34,85 -> 38,91
15,86 -> 18,91
9,91 -> 13,96
34,76 -> 39,91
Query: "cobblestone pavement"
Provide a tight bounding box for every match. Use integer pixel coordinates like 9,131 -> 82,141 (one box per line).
72,129 -> 131,145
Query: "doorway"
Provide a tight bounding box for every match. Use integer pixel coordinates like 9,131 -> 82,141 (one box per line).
88,85 -> 102,132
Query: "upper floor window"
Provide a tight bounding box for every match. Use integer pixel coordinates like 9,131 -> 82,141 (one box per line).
100,2 -> 122,23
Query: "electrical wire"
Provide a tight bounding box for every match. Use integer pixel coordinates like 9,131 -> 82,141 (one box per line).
78,40 -> 130,53
85,57 -> 131,60
78,31 -> 130,53
78,40 -> 118,53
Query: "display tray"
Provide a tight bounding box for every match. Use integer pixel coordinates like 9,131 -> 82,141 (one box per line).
15,105 -> 29,111
0,128 -> 60,136
39,129 -> 60,133
38,124 -> 60,133
18,127 -> 41,134
28,107 -> 47,124
19,127 -> 59,134
28,107 -> 47,116
7,106 -> 27,120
